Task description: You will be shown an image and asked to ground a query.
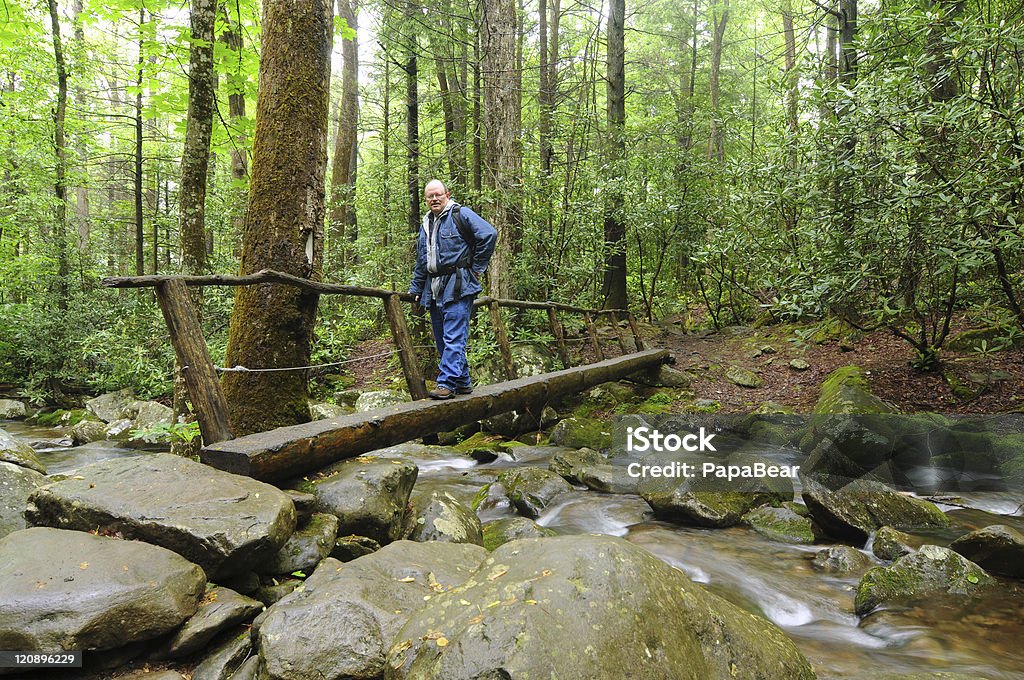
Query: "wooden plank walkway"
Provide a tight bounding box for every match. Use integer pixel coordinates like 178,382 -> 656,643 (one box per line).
201,349 -> 671,481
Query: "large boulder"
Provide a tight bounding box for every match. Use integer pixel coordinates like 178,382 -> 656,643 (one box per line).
801,475 -> 949,545
130,400 -> 174,430
155,586 -> 263,659
355,390 -> 408,412
85,388 -> 136,423
25,453 -> 296,579
386,535 -> 815,680
812,546 -> 873,574
497,467 -> 573,519
302,456 -> 418,544
0,527 -> 205,651
949,525 -> 1024,579
854,545 -> 992,616
0,427 -> 46,474
0,399 -> 27,419
813,366 -> 895,415
548,446 -> 605,485
406,492 -> 483,545
0,461 -> 47,540
255,542 -> 486,680
871,526 -> 918,561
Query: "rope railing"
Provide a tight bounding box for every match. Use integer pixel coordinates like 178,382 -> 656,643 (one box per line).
100,269 -> 646,445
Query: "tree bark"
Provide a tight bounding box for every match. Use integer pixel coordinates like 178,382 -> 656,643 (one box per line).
135,7 -> 145,277
221,0 -> 333,436
706,0 -> 729,162
222,3 -> 248,255
602,0 -> 627,310
481,0 -> 522,299
329,0 -> 359,268
404,0 -> 420,235
47,0 -> 71,310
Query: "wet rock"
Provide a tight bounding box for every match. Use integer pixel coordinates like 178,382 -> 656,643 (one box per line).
265,513 -> 339,575
725,366 -> 763,388
643,454 -> 794,528
481,517 -> 557,550
548,416 -> 613,450
741,505 -> 815,544
0,399 -> 26,419
85,388 -> 136,423
69,418 -> 108,445
949,525 -> 1024,579
256,542 -> 486,680
0,461 -> 47,539
854,544 -> 992,616
283,489 -> 318,523
548,446 -> 605,484
482,407 -> 558,437
0,527 -> 205,651
812,546 -> 873,574
303,456 -> 417,544
801,475 -> 949,545
576,462 -> 645,494
25,453 -> 297,579
387,535 -> 815,680
155,586 -> 263,659
191,631 -> 252,680
406,492 -> 483,545
0,428 -> 46,474
872,526 -> 918,561
355,390 -> 408,412
498,467 -> 574,519
331,534 -> 381,562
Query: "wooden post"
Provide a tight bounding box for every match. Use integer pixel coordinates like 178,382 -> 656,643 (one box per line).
489,301 -> 517,380
626,311 -> 645,351
384,294 -> 428,400
547,306 -> 571,368
154,279 -> 233,445
584,312 -> 605,361
608,311 -> 629,354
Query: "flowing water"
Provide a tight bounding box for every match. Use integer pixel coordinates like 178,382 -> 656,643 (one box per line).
7,422 -> 1024,679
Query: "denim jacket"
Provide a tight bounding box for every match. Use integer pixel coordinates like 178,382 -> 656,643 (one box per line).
409,203 -> 497,307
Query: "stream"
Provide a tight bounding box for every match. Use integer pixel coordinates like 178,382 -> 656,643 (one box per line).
6,420 -> 1024,680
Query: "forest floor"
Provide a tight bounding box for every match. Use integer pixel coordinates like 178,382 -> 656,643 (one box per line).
340,318 -> 1024,415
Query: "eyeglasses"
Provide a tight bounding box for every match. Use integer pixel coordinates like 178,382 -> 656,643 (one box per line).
425,192 -> 447,200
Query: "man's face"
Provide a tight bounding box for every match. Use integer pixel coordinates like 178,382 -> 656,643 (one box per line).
425,185 -> 449,215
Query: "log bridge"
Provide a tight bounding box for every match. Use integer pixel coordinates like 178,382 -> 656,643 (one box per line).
102,270 -> 672,481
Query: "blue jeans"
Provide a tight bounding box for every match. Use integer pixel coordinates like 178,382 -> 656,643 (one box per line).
429,295 -> 474,390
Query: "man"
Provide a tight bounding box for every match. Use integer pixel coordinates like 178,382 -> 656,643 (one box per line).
410,179 -> 497,399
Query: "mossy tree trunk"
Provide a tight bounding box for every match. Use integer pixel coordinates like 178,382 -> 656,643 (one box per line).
222,0 -> 332,436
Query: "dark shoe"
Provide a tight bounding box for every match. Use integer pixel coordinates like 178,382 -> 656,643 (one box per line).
428,386 -> 454,400
455,385 -> 473,395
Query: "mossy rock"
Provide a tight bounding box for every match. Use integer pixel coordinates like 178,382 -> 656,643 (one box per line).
584,381 -> 639,405
854,545 -> 993,616
871,526 -> 918,561
814,365 -> 895,415
994,433 -> 1024,488
386,535 -> 816,680
801,475 -> 949,546
548,447 -> 605,485
548,416 -> 613,451
497,467 -> 574,519
452,431 -> 509,456
406,492 -> 483,546
481,517 -> 557,551
31,408 -> 87,427
741,505 -> 815,544
725,366 -> 764,389
812,546 -> 873,574
946,325 -> 1019,352
949,525 -> 1024,579
0,428 -> 46,474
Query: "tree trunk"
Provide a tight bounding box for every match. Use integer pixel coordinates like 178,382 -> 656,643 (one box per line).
72,0 -> 89,255
135,7 -> 145,277
706,0 -> 729,162
328,0 -> 359,269
221,0 -> 333,436
222,4 -> 248,255
47,0 -> 71,310
179,0 -> 215,279
405,0 -> 420,235
481,0 -> 522,299
782,0 -> 799,142
602,0 -> 627,310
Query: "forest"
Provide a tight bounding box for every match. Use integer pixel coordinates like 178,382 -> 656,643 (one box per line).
0,0 -> 1022,406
